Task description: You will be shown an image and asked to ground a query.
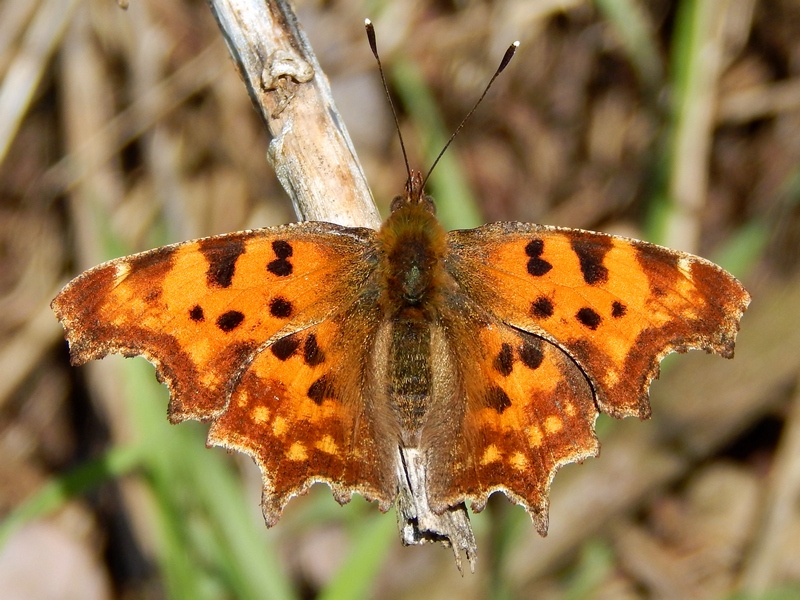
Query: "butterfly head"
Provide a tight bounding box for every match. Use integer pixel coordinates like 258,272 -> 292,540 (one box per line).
389,170 -> 436,215
378,170 -> 447,309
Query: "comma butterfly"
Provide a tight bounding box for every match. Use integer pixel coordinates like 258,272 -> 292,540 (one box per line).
51,26 -> 750,571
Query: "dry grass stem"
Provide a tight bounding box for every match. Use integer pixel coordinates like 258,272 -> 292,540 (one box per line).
0,0 -> 79,165
740,376 -> 800,593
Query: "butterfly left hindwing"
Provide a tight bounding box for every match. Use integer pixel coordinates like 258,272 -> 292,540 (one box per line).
210,314 -> 398,524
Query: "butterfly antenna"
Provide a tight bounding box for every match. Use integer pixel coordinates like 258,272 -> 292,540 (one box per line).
423,40 -> 519,188
365,19 -> 412,183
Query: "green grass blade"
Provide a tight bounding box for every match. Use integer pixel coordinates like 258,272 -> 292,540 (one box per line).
317,512 -> 396,600
188,442 -> 297,600
123,357 -> 297,600
121,358 -> 214,599
727,586 -> 800,600
563,539 -> 615,600
594,0 -> 663,89
0,444 -> 142,548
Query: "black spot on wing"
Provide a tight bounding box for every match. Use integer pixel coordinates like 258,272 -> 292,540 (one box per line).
519,340 -> 544,370
531,296 -> 554,319
271,335 -> 300,361
189,305 -> 204,322
525,239 -> 553,277
267,240 -> 293,277
576,307 -> 602,330
493,343 -> 514,376
200,238 -> 244,288
303,333 -> 325,366
487,386 -> 512,413
272,240 -> 293,259
570,237 -> 611,285
612,301 -> 627,318
269,297 -> 293,318
267,258 -> 292,277
307,375 -> 330,405
217,310 -> 244,332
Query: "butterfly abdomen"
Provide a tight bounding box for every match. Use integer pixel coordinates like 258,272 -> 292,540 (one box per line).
388,318 -> 432,442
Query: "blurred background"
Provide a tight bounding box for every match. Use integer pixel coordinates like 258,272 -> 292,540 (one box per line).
0,0 -> 798,598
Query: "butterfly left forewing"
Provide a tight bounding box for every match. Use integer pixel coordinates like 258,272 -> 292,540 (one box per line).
447,223 -> 750,419
52,222 -> 377,422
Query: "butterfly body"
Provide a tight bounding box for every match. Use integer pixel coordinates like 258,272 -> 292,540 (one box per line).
374,173 -> 451,447
52,171 -> 749,544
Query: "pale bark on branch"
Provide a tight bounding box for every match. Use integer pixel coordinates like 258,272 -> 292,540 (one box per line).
206,0 -> 381,228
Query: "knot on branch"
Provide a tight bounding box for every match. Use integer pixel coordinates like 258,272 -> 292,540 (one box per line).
262,49 -> 314,90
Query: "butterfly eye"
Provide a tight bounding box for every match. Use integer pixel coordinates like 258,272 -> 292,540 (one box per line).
390,196 -> 405,212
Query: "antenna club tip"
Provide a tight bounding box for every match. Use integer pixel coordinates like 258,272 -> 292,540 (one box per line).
365,19 -> 378,55
498,42 -> 518,72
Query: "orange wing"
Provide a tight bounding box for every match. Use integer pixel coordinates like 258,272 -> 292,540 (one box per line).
446,223 -> 750,419
209,314 -> 397,524
52,222 -> 396,516
427,224 -> 749,530
425,314 -> 598,534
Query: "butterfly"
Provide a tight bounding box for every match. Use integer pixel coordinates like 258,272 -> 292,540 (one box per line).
51,167 -> 749,562
51,26 -> 750,571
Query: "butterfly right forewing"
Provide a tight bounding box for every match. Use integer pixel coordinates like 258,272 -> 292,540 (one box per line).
446,223 -> 749,419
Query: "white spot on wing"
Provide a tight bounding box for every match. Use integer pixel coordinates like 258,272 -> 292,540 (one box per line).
114,261 -> 131,281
